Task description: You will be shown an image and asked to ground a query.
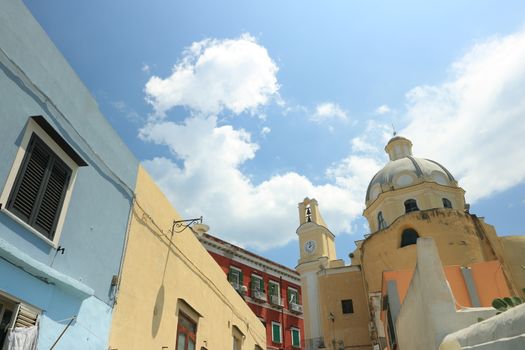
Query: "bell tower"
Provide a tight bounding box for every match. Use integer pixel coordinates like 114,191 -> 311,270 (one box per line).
296,198 -> 337,349
297,198 -> 336,265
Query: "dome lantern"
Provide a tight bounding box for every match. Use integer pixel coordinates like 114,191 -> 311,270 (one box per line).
385,136 -> 413,161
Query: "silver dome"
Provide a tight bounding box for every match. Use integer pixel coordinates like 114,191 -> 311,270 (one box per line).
365,142 -> 457,205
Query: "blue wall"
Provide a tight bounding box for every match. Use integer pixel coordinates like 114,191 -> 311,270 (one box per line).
0,0 -> 139,347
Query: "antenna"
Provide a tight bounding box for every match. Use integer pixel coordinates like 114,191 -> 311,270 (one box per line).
391,123 -> 397,136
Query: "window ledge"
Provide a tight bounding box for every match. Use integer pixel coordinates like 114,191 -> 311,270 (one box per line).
0,236 -> 94,298
1,207 -> 57,248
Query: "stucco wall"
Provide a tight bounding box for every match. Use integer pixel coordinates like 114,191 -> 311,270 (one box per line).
499,236 -> 525,297
0,0 -> 138,304
109,167 -> 266,350
317,268 -> 372,350
396,238 -> 498,350
361,209 -> 498,292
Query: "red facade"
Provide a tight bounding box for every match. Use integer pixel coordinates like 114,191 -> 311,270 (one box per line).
201,235 -> 305,350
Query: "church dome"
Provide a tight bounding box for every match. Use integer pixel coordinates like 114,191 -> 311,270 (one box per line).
365,136 -> 457,205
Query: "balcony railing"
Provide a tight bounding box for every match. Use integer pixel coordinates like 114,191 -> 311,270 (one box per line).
252,289 -> 267,303
270,295 -> 283,307
289,302 -> 303,314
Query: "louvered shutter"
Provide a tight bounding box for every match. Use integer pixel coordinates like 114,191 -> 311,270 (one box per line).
7,134 -> 71,240
14,303 -> 39,328
8,136 -> 51,222
33,158 -> 71,238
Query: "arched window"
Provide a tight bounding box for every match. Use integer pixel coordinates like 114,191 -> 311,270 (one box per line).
442,198 -> 452,209
404,199 -> 419,213
377,211 -> 386,230
400,228 -> 419,247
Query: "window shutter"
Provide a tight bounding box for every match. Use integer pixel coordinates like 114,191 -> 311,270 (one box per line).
228,269 -> 233,282
287,289 -> 292,303
259,278 -> 264,291
272,323 -> 281,343
14,303 -> 39,328
239,271 -> 243,286
7,135 -> 72,239
292,329 -> 300,347
8,137 -> 51,222
34,159 -> 71,238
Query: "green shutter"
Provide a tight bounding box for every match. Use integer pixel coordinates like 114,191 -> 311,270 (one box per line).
228,269 -> 233,282
259,277 -> 264,291
272,323 -> 281,343
239,270 -> 244,286
292,329 -> 300,347
287,289 -> 292,303
269,283 -> 276,296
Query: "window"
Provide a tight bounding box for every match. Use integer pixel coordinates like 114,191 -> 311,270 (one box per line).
442,198 -> 452,209
0,293 -> 40,348
287,287 -> 299,305
232,325 -> 244,350
291,327 -> 301,348
377,211 -> 386,230
404,199 -> 419,213
271,322 -> 282,344
250,274 -> 263,292
400,228 -> 419,247
176,313 -> 197,350
386,305 -> 397,348
233,336 -> 241,350
268,281 -> 281,306
228,267 -> 243,290
0,118 -> 84,245
6,134 -> 72,240
341,299 -> 354,314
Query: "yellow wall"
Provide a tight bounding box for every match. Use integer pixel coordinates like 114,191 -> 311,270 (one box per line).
318,268 -> 372,350
364,182 -> 466,233
361,208 -> 498,292
109,166 -> 266,350
499,236 -> 525,297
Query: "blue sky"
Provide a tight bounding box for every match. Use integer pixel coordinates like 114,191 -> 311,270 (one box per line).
25,0 -> 525,268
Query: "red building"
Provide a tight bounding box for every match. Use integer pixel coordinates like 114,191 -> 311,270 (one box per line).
199,233 -> 305,350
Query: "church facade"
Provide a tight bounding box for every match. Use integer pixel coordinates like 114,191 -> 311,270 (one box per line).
296,136 -> 525,350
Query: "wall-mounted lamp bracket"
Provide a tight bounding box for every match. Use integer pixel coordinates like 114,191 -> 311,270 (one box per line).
171,216 -> 205,236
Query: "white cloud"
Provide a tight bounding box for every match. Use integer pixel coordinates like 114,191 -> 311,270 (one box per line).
375,104 -> 391,115
401,28 -> 525,202
140,115 -> 381,250
139,35 -> 381,251
144,33 -> 279,116
311,102 -> 349,123
142,64 -> 151,74
260,126 -> 271,137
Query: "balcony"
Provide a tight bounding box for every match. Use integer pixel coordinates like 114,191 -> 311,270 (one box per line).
252,289 -> 267,303
270,295 -> 283,307
289,302 -> 303,314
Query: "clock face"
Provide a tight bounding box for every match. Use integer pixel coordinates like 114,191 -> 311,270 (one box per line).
304,240 -> 316,253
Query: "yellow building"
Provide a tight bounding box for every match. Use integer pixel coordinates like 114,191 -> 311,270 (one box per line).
109,166 -> 266,350
296,136 -> 525,350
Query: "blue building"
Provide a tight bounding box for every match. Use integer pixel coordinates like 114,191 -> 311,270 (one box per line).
0,0 -> 138,348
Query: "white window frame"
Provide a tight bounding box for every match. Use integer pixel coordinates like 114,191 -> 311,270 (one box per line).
0,119 -> 79,247
229,266 -> 242,290
290,327 -> 301,348
271,321 -> 282,344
